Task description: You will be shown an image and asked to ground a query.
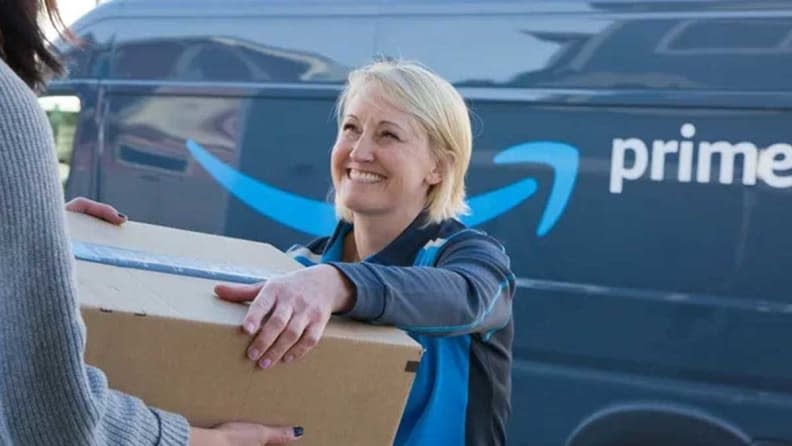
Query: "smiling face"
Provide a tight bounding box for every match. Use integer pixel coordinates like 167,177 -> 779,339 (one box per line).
331,84 -> 442,223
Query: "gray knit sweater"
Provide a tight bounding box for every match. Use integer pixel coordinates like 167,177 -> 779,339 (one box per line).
0,60 -> 190,444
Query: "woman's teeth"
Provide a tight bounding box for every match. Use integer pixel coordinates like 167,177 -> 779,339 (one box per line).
348,169 -> 385,183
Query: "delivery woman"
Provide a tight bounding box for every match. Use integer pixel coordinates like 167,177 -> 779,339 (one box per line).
216,60 -> 516,446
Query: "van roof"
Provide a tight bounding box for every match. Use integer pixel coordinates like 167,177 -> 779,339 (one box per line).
81,0 -> 592,22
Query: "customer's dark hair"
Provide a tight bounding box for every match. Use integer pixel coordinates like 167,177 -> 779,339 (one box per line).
0,0 -> 65,90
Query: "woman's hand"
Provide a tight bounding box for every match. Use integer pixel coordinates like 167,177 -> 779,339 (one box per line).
216,265 -> 355,368
191,423 -> 303,445
65,197 -> 127,225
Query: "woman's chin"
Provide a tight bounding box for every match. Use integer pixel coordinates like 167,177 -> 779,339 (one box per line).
338,199 -> 389,217
342,204 -> 382,216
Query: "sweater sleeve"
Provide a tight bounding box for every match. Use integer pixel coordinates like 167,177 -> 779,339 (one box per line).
328,232 -> 515,337
0,64 -> 189,445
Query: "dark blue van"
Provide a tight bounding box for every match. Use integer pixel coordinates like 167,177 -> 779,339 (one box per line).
44,1 -> 792,444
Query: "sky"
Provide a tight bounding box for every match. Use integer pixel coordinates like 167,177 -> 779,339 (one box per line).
45,0 -> 101,38
60,0 -> 100,26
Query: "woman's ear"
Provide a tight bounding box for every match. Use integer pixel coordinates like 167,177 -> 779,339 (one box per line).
426,158 -> 446,186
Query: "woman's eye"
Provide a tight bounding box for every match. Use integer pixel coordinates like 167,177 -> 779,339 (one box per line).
382,131 -> 399,140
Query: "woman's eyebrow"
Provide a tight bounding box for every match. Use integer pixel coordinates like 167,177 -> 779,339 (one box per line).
380,120 -> 406,131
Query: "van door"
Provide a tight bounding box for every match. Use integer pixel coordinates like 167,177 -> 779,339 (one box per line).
40,79 -> 105,200
44,12 -> 116,200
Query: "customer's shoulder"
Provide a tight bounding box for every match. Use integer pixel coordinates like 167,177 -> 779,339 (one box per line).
0,59 -> 50,141
0,59 -> 39,111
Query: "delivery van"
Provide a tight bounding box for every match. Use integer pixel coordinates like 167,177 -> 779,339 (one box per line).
43,0 -> 792,444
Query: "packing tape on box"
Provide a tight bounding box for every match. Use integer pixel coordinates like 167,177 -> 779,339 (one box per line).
72,240 -> 272,284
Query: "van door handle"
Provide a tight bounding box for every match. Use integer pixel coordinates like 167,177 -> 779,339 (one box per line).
118,145 -> 188,173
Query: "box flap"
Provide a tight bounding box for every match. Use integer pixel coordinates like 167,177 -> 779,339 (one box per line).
67,211 -> 419,348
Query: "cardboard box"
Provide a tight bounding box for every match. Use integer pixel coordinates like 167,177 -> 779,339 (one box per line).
66,212 -> 422,445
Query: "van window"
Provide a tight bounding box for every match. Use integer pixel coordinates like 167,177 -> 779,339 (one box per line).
108,16 -> 374,83
659,19 -> 792,54
38,95 -> 82,185
113,40 -> 186,80
54,18 -> 116,79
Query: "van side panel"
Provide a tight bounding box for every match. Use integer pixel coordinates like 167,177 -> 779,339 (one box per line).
378,3 -> 792,444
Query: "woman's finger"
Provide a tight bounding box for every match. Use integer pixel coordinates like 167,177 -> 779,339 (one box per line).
282,320 -> 326,364
261,315 -> 310,366
65,197 -> 127,225
247,304 -> 293,366
240,285 -> 277,334
215,282 -> 264,304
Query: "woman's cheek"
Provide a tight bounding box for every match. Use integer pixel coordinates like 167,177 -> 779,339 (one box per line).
330,147 -> 345,185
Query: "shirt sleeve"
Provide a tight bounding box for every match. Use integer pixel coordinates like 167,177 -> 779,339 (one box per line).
0,70 -> 189,445
327,232 -> 515,337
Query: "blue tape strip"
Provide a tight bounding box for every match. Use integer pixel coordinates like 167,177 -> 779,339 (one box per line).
71,241 -> 269,284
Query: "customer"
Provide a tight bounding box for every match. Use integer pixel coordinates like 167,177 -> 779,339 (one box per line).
0,1 -> 301,444
217,60 -> 515,445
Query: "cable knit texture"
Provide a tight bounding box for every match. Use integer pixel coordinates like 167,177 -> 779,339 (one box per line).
0,59 -> 189,445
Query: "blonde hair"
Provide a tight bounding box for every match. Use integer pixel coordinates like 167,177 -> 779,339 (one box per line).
334,59 -> 472,224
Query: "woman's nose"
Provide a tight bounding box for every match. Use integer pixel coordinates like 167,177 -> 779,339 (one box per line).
349,136 -> 375,162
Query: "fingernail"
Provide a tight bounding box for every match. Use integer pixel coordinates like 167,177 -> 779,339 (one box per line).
244,322 -> 256,334
259,358 -> 272,369
117,212 -> 127,219
293,426 -> 304,438
247,349 -> 260,360
284,355 -> 294,363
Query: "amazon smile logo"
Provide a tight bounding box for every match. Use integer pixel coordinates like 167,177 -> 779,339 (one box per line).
186,140 -> 579,237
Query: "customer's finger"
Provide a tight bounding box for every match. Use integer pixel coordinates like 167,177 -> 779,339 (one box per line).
66,197 -> 127,225
213,422 -> 303,444
257,425 -> 304,444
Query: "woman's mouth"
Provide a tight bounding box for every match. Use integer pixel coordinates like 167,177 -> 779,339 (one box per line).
347,168 -> 386,184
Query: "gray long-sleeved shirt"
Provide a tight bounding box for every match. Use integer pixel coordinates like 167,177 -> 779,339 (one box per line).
0,59 -> 189,445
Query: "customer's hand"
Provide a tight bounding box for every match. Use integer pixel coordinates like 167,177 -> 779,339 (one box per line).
215,264 -> 355,368
191,423 -> 303,445
65,197 -> 127,225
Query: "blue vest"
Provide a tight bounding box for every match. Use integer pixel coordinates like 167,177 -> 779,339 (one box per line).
316,228 -> 475,446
